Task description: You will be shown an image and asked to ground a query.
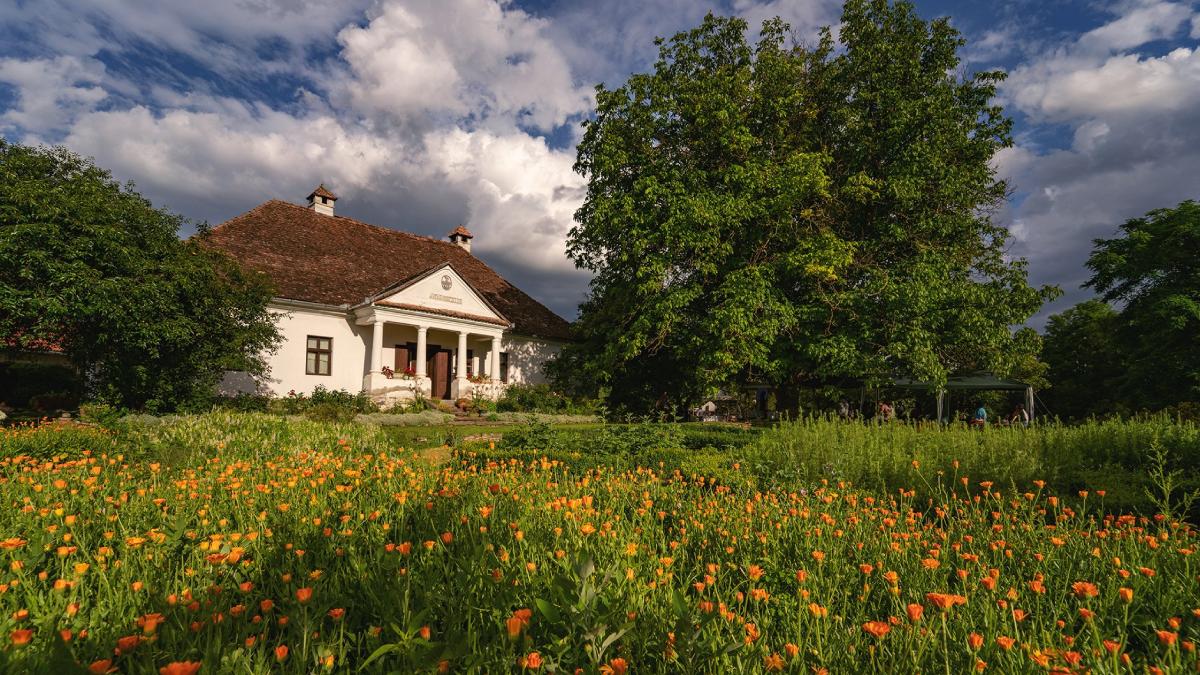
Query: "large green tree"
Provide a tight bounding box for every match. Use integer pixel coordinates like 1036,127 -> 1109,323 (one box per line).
1040,300 -> 1126,420
558,0 -> 1055,413
1083,199 -> 1200,410
0,140 -> 280,411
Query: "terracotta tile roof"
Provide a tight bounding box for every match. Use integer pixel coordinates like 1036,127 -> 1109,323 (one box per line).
449,224 -> 474,239
306,184 -> 338,201
202,200 -> 572,340
374,301 -> 511,327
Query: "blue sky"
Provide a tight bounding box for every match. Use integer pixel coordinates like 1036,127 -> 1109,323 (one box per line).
2,0 -> 1199,323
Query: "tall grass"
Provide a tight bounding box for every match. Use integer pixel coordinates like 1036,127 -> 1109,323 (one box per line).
742,416 -> 1200,513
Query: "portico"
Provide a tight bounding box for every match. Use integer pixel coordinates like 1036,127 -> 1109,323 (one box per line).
352,262 -> 513,403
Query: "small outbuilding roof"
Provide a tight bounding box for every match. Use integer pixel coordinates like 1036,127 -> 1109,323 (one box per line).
890,371 -> 1030,392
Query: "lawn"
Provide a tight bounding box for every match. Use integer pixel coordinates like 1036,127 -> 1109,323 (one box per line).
0,414 -> 1197,673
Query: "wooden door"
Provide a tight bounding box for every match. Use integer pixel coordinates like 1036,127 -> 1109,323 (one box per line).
427,348 -> 451,399
395,342 -> 416,374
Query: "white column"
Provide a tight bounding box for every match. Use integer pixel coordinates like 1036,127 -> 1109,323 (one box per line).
369,318 -> 383,373
491,336 -> 502,382
415,326 -> 428,379
457,332 -> 469,378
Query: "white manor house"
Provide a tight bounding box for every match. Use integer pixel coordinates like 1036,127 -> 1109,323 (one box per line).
206,186 -> 571,404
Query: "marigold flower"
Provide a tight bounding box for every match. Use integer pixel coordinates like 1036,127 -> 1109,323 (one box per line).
862,621 -> 891,639
764,653 -> 785,671
747,564 -> 764,581
89,660 -> 116,674
1071,581 -> 1098,598
159,662 -> 202,675
295,587 -> 313,604
10,629 -> 33,646
926,592 -> 966,610
996,636 -> 1015,651
967,632 -> 983,650
328,608 -> 345,621
274,645 -> 289,662
1157,630 -> 1178,646
600,658 -> 628,675
419,625 -> 431,640
519,652 -> 543,670
808,603 -> 828,619
905,603 -> 923,622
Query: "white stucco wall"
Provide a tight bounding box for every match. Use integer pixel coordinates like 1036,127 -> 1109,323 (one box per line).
262,304 -> 368,396
231,301 -> 566,398
503,335 -> 563,385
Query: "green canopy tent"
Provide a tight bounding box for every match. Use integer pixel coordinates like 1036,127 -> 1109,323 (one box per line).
888,372 -> 1034,423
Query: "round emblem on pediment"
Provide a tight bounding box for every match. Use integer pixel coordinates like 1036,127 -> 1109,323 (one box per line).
440,274 -> 452,291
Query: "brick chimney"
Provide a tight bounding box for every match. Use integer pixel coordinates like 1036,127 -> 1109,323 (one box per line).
306,184 -> 337,216
448,225 -> 474,253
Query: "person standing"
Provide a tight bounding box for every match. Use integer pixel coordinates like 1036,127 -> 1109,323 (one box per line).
1009,403 -> 1030,427
970,403 -> 987,428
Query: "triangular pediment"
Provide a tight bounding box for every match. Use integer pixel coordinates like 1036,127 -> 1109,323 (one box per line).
372,264 -> 506,323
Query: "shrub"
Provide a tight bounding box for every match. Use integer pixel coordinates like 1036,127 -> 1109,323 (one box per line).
79,403 -> 124,427
310,386 -> 378,413
211,393 -> 270,413
304,402 -> 360,424
496,383 -> 594,414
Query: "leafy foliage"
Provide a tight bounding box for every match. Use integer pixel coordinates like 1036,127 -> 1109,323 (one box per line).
1085,199 -> 1200,410
0,140 -> 281,412
559,2 -> 1055,414
1041,300 -> 1127,420
1041,199 -> 1200,417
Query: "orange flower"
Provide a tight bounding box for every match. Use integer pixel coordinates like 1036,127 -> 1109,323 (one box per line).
811,551 -> 825,562
506,615 -> 524,640
116,635 -> 140,653
327,608 -> 345,621
1071,581 -> 1098,598
601,657 -> 628,675
1118,587 -> 1133,603
785,643 -> 800,658
274,645 -> 289,662
520,652 -> 543,670
260,599 -> 275,612
440,532 -> 454,545
159,662 -> 202,675
764,653 -> 785,671
967,632 -> 984,650
926,593 -> 967,610
10,629 -> 33,646
808,603 -> 828,619
996,636 -> 1016,651
747,565 -> 764,581
858,563 -> 874,575
419,625 -> 432,640
862,621 -> 891,639
295,587 -> 313,604
1157,630 -> 1178,647
89,660 -> 116,674
906,603 -> 924,622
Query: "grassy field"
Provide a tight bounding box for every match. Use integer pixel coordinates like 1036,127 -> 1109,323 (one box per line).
0,414 -> 1197,672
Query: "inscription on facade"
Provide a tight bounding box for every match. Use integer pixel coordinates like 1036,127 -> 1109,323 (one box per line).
429,293 -> 463,305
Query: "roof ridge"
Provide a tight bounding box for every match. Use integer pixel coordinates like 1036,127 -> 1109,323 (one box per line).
265,199 -> 465,252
